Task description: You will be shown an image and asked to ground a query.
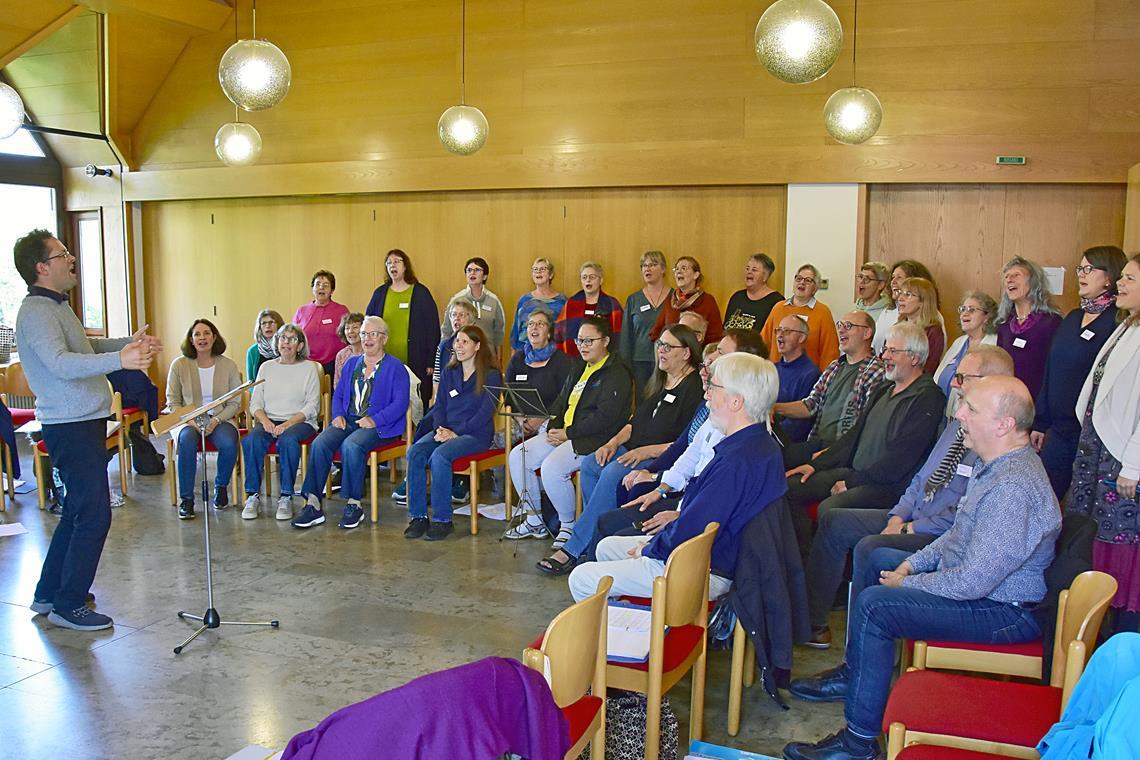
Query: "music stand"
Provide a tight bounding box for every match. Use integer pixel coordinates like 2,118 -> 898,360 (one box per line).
152,378 -> 279,654
486,384 -> 552,540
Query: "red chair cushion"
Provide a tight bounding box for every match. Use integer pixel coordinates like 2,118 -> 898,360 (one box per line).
10,408 -> 35,426
910,638 -> 1044,658
121,406 -> 145,417
897,747 -> 1008,760
35,439 -> 47,454
562,694 -> 603,745
451,448 -> 505,471
883,670 -> 1060,746
805,500 -> 820,522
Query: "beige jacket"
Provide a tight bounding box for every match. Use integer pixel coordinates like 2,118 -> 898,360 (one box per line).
165,354 -> 242,424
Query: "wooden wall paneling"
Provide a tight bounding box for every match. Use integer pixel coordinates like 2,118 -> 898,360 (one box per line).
1125,163 -> 1140,252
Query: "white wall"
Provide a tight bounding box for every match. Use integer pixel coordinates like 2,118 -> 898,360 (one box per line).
784,184 -> 859,317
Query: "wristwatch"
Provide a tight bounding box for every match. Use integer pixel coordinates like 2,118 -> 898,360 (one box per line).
657,486 -> 669,499
900,522 -> 910,535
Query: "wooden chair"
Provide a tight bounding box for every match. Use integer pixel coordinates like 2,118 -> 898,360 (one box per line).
33,419 -> 122,510
165,389 -> 247,506
0,436 -> 9,511
605,521 -> 719,760
523,575 -> 612,760
910,569 -> 1118,683
0,362 -> 37,429
727,618 -> 758,735
113,391 -> 150,483
448,403 -> 512,535
324,408 -> 414,523
246,367 -> 329,498
883,571 -> 1118,760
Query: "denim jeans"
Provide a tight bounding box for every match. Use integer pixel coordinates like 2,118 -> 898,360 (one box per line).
177,421 -> 239,500
844,585 -> 1041,737
34,420 -> 112,610
564,447 -> 635,558
407,433 -> 486,522
807,507 -> 891,629
300,419 -> 394,502
850,537 -> 937,608
241,421 -> 316,496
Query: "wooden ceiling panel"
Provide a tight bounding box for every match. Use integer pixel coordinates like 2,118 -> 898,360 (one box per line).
113,13 -> 195,134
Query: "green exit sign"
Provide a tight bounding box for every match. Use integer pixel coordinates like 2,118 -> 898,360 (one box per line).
996,155 -> 1027,165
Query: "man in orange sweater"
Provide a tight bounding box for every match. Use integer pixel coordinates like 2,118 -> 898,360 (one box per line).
761,264 -> 840,368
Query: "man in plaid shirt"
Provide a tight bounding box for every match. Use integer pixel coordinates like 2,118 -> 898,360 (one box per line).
774,310 -> 886,468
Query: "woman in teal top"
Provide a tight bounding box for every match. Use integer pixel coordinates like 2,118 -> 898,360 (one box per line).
246,308 -> 284,381
619,250 -> 672,390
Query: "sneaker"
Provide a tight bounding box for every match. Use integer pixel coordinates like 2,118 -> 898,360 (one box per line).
291,503 -> 325,528
392,480 -> 408,504
178,499 -> 195,520
31,592 -> 95,615
276,496 -> 294,521
804,626 -> 832,650
451,477 -> 470,505
47,606 -> 113,631
425,521 -> 454,541
403,517 -> 429,539
504,518 -> 550,540
242,494 -> 260,520
109,491 -> 126,508
339,501 -> 365,529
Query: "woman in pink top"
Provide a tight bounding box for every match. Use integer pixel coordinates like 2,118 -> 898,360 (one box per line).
294,269 -> 350,376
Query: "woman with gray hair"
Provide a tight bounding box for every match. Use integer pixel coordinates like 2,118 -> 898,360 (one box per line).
996,255 -> 1062,400
245,308 -> 284,382
241,324 -> 323,521
509,257 -> 567,352
934,290 -> 998,399
619,250 -> 672,389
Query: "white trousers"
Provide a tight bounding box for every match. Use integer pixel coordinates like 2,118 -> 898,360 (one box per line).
568,535 -> 733,602
507,424 -> 583,524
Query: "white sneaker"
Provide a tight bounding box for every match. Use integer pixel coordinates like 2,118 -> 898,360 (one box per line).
276,496 -> 293,521
504,518 -> 550,540
242,494 -> 260,520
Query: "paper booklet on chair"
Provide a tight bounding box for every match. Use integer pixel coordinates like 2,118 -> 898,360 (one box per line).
607,600 -> 669,663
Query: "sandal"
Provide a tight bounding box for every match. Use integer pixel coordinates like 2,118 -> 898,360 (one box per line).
551,525 -> 574,551
536,552 -> 578,576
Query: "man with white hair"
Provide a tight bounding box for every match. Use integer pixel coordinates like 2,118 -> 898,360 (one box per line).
568,353 -> 787,602
785,322 -> 945,557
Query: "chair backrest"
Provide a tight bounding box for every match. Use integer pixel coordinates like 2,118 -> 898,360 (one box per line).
660,522 -> 719,628
525,576 -> 612,708
321,371 -> 332,427
1051,570 -> 1118,687
3,362 -> 34,406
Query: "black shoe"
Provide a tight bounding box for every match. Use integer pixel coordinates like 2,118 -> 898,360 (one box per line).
404,517 -> 429,539
425,521 -> 453,541
214,486 -> 229,509
31,592 -> 95,615
783,728 -> 883,760
47,606 -> 114,631
789,663 -> 849,703
178,499 -> 196,520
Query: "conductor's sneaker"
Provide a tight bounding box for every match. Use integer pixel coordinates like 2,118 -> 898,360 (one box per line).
451,478 -> 470,505
425,520 -> 454,541
31,592 -> 95,615
276,496 -> 294,521
392,480 -> 408,504
403,517 -> 429,539
291,504 -> 325,528
339,502 -> 365,529
504,518 -> 549,540
47,606 -> 113,631
213,486 -> 229,509
178,499 -> 195,520
242,494 -> 260,520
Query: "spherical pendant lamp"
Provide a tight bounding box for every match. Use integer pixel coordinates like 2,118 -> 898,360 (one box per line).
214,122 -> 263,166
823,86 -> 882,144
0,82 -> 26,139
219,38 -> 292,111
438,104 -> 488,156
754,0 -> 843,84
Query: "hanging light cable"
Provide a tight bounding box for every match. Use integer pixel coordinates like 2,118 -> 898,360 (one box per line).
438,0 -> 488,156
219,0 -> 292,111
823,0 -> 882,144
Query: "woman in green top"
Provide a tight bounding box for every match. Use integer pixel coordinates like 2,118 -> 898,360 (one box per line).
246,308 -> 284,382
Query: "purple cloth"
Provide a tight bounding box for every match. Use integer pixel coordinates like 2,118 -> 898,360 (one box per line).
282,657 -> 569,760
997,311 -> 1062,401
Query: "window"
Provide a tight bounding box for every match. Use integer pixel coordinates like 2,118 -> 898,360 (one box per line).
0,129 -> 46,158
72,210 -> 105,335
0,183 -> 57,329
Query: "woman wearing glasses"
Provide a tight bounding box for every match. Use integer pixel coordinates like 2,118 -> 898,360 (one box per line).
761,264 -> 840,368
1032,246 -> 1127,499
439,257 -> 505,353
504,308 -> 572,440
619,250 -> 672,390
245,309 -> 283,384
509,257 -> 566,353
528,325 -> 703,571
507,316 -> 633,556
650,255 -> 724,346
933,291 -> 998,404
553,262 -> 624,359
894,277 -> 945,375
294,270 -> 349,377
872,259 -> 942,354
239,324 -> 322,521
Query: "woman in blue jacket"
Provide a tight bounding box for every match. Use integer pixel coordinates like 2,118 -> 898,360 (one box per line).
404,325 -> 501,541
292,316 -> 409,531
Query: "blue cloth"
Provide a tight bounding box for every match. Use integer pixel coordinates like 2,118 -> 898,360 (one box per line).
433,366 -> 502,447
646,403 -> 708,475
563,446 -> 636,559
108,368 -> 160,423
406,433 -> 487,522
332,354 -> 410,440
887,419 -> 976,535
0,399 -> 20,478
242,422 -> 316,496
776,353 -> 821,443
643,423 -> 787,579
301,419 -> 396,503
176,422 -> 239,500
1039,632 -> 1140,760
33,419 -> 112,611
511,292 -> 567,352
936,339 -> 970,396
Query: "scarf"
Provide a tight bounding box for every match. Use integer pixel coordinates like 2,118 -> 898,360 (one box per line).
524,341 -> 557,365
1080,291 -> 1115,315
671,287 -> 704,312
256,333 -> 279,360
924,426 -> 967,501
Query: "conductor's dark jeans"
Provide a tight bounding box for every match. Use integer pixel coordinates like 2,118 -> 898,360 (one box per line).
33,419 -> 112,611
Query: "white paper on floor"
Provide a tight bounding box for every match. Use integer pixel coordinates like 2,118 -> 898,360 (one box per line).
223,746 -> 282,760
0,522 -> 28,537
451,502 -> 509,521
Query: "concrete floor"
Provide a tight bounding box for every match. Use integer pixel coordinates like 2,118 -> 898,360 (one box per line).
0,447 -> 847,759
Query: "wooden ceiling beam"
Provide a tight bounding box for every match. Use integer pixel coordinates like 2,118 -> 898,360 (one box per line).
81,0 -> 232,35
0,5 -> 87,70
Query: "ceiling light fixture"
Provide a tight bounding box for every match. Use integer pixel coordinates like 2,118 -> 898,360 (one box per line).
438,0 -> 488,156
215,114 -> 263,167
219,0 -> 291,112
822,0 -> 882,144
0,82 -> 26,139
754,0 -> 843,84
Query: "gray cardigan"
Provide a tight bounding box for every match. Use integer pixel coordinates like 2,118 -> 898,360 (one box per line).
165,355 -> 242,424
14,288 -> 128,424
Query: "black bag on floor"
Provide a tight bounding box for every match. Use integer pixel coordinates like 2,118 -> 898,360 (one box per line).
580,692 -> 679,760
129,429 -> 165,475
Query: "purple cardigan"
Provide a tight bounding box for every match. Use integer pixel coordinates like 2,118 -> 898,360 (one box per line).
332,353 -> 410,439
997,311 -> 1063,402
282,657 -> 569,760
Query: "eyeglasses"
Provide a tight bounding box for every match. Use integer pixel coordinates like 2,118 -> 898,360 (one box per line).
836,320 -> 870,331
655,339 -> 684,352
794,275 -> 817,285
952,372 -> 985,385
575,335 -> 603,346
464,266 -> 484,275
360,330 -> 386,339
898,290 -> 921,300
707,380 -> 725,392
581,274 -> 600,282
531,267 -> 550,274
525,320 -> 549,329
673,266 -> 694,274
854,274 -> 883,284
882,347 -> 914,357
1075,264 -> 1105,275
773,327 -> 807,336
278,336 -> 299,344
44,250 -> 74,263
957,305 -> 988,315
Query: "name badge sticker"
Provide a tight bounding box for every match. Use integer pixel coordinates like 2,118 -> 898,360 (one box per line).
448,389 -> 459,397
1080,329 -> 1095,341
639,304 -> 651,312
515,374 -> 528,381
399,302 -> 410,309
955,463 -> 974,478
1012,337 -> 1027,348
584,309 -> 595,316
482,303 -> 493,311
321,318 -> 333,325
663,393 -> 676,403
